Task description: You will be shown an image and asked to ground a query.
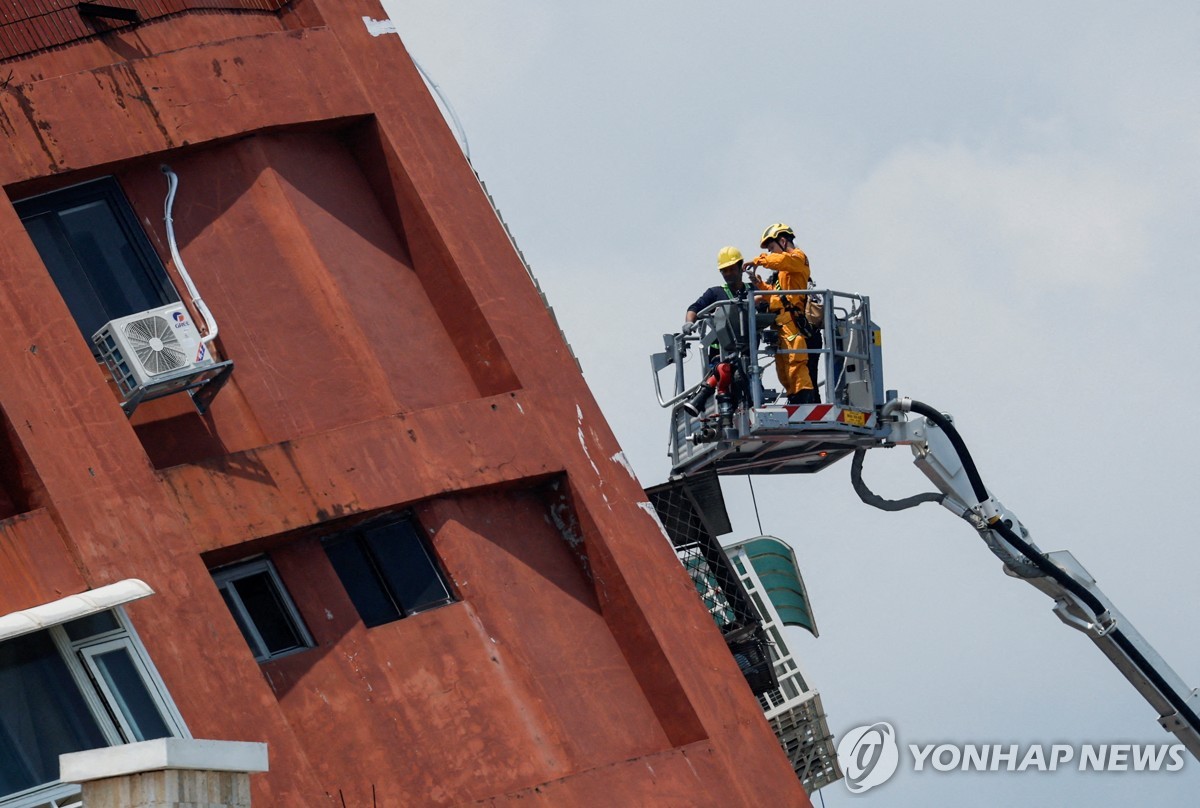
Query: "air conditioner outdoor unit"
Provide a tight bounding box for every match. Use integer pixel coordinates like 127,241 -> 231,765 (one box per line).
93,303 -> 231,416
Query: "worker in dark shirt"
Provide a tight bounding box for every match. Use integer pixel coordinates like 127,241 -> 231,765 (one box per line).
684,246 -> 763,326
682,247 -> 767,417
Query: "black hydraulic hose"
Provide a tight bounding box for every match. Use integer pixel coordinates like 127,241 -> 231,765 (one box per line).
908,399 -> 1200,735
1111,629 -> 1200,736
991,516 -> 1200,733
851,449 -> 944,511
989,519 -> 1105,620
907,400 -> 990,505
907,399 -> 1109,615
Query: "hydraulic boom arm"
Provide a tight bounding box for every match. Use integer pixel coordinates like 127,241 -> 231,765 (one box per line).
873,397 -> 1200,757
650,286 -> 1197,752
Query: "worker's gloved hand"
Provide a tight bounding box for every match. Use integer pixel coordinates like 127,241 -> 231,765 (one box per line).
681,322 -> 695,335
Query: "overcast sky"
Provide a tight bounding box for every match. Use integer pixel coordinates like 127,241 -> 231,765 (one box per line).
385,3 -> 1198,804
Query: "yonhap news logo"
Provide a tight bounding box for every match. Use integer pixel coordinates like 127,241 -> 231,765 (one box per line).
837,722 -> 899,794
835,721 -> 1187,795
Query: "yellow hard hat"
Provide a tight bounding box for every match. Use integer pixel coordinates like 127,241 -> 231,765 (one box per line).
717,246 -> 743,270
760,222 -> 796,247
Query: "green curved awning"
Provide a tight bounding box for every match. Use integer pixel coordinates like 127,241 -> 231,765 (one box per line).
741,536 -> 818,638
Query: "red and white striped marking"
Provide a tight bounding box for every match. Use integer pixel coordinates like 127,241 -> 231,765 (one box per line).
783,403 -> 875,428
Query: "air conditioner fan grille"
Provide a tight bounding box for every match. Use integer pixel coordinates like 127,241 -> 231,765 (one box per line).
124,315 -> 186,375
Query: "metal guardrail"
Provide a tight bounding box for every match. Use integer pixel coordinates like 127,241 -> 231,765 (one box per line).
645,473 -> 779,696
652,289 -> 882,411
651,289 -> 887,477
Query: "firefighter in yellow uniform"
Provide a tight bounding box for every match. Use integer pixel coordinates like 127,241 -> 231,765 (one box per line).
750,223 -> 819,404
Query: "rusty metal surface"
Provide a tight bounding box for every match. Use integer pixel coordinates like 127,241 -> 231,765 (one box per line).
0,508 -> 86,614
0,1 -> 290,62
0,27 -> 368,184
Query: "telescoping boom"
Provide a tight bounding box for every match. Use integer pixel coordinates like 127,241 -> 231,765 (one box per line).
651,288 -> 1200,756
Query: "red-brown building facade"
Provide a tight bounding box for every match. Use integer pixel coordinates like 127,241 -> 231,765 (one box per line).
0,2 -> 812,805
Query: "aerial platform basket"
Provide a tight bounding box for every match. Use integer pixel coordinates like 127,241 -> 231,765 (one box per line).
653,289 -> 890,477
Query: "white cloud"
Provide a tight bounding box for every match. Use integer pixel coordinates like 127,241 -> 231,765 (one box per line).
845,141 -> 1155,297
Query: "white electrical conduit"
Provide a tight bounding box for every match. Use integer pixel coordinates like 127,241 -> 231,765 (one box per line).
411,56 -> 471,161
161,165 -> 218,344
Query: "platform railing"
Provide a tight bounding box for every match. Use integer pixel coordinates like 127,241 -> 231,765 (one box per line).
651,289 -> 880,412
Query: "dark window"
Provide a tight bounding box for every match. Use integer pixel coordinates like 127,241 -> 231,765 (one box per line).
324,517 -> 454,628
13,177 -> 178,346
212,559 -> 314,662
0,631 -> 106,796
82,642 -> 173,742
0,609 -> 186,805
61,610 -> 119,642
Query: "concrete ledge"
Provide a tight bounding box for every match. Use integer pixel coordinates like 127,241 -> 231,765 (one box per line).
61,739 -> 269,784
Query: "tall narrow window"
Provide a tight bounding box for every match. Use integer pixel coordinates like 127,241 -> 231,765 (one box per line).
212,558 -> 314,662
323,516 -> 455,628
0,609 -> 187,807
13,177 -> 179,346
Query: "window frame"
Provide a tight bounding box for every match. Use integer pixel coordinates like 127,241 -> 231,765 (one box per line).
0,607 -> 189,808
211,557 -> 315,663
77,638 -> 175,744
12,176 -> 180,349
322,515 -> 456,629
